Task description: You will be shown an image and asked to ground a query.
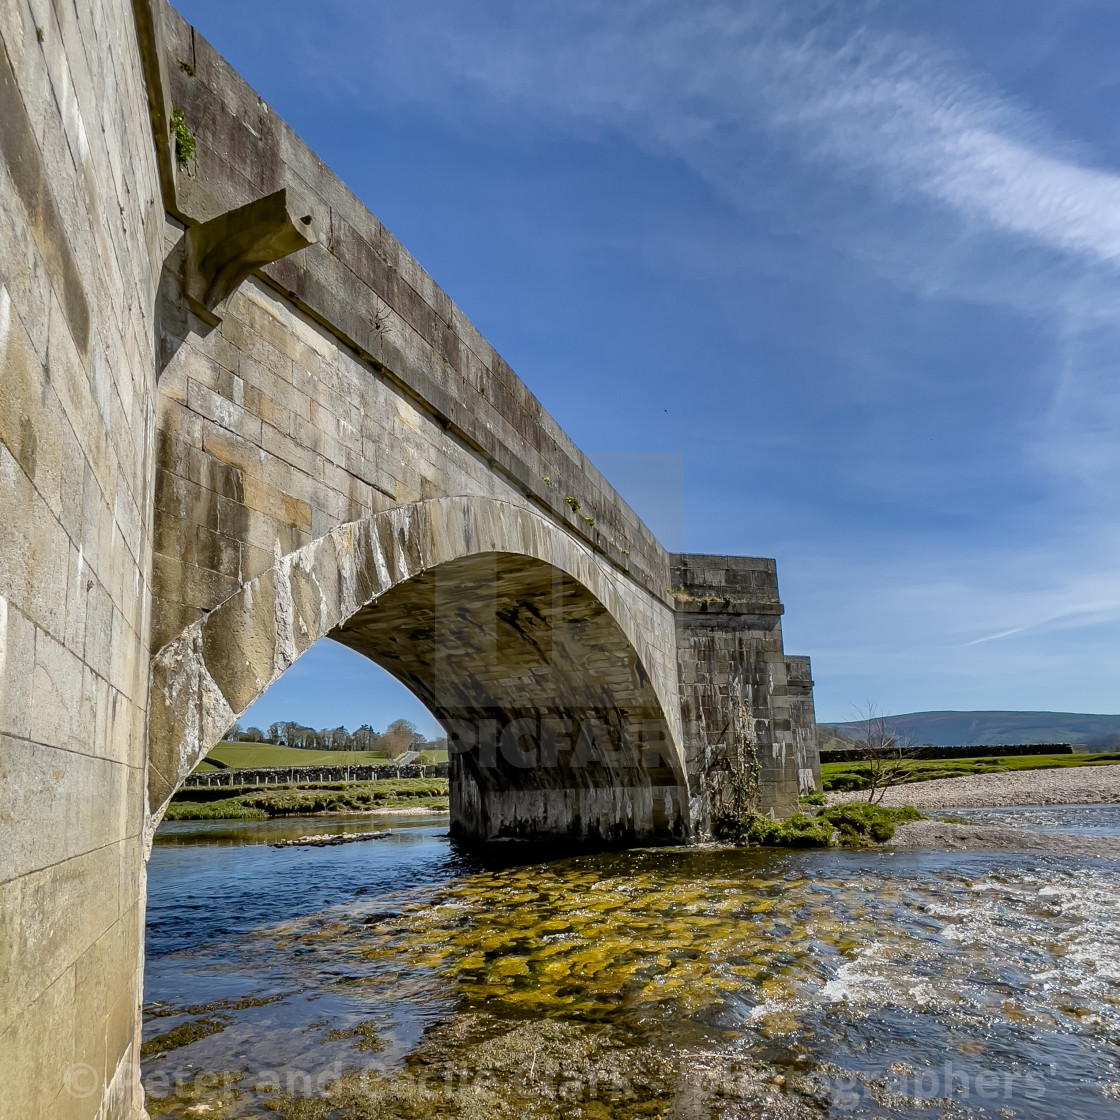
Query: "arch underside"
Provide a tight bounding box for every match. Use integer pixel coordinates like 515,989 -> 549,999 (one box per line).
335,552 -> 687,843
147,497 -> 691,846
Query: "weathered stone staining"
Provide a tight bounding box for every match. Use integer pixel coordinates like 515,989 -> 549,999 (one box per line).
671,555 -> 822,832
0,1 -> 820,1117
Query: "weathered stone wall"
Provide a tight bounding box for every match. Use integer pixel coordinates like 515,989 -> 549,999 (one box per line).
0,0 -> 819,1114
147,496 -> 689,844
785,655 -> 821,793
147,3 -> 694,846
671,556 -> 813,832
0,0 -> 163,1116
151,267 -> 687,679
155,3 -> 670,607
147,1 -> 817,845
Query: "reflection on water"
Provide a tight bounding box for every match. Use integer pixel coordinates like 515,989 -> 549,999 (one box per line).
144,811 -> 1120,1118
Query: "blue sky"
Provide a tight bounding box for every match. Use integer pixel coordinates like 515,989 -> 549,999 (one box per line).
179,0 -> 1120,731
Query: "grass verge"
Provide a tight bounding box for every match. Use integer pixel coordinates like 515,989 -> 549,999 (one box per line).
196,742 -> 447,770
164,778 -> 449,820
198,742 -> 393,770
821,752 -> 1120,792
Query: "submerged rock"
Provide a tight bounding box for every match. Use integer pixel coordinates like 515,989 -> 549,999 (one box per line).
272,830 -> 391,849
266,1014 -> 825,1119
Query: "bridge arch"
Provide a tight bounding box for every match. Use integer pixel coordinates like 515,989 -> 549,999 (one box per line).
147,495 -> 692,847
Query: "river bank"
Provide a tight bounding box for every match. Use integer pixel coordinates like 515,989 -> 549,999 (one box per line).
893,815 -> 1120,856
164,777 -> 449,820
828,759 -> 1120,810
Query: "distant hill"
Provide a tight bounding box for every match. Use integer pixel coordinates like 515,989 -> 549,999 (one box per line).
821,711 -> 1120,750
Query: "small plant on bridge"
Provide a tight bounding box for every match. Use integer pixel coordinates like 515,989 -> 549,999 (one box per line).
170,108 -> 196,169
565,495 -> 580,512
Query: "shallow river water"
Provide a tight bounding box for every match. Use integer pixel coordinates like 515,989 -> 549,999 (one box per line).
143,807 -> 1120,1119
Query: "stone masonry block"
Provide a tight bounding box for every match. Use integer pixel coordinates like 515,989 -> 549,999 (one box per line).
5,842 -> 124,1025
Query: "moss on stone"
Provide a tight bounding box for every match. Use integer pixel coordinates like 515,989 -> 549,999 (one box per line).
715,803 -> 925,848
169,107 -> 195,168
715,811 -> 833,848
819,803 -> 925,846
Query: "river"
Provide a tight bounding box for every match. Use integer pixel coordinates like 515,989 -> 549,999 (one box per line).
142,806 -> 1120,1118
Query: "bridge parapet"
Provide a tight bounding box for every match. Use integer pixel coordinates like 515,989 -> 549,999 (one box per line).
155,0 -> 669,601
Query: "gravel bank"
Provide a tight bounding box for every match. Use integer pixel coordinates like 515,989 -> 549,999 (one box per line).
890,818 -> 1120,858
827,762 -> 1120,811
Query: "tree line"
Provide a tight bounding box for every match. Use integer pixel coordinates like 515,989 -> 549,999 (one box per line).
225,718 -> 447,759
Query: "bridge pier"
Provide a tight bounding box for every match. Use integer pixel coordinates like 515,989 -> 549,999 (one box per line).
672,555 -> 820,835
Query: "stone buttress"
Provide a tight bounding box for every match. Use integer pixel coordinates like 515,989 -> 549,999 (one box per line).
671,555 -> 819,834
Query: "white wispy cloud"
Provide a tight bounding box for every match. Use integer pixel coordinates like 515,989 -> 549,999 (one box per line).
328,0 -> 1120,489
340,0 -> 1120,270
783,540 -> 1120,716
309,0 -> 1120,712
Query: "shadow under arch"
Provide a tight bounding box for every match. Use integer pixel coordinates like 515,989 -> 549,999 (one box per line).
147,496 -> 692,848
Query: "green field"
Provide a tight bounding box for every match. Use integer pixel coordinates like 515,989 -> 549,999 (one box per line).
165,778 -> 450,820
821,751 -> 1120,791
195,742 -> 448,770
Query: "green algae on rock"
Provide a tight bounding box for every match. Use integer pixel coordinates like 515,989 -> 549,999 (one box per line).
142,823 -> 1120,1119
146,1071 -> 245,1118
141,1015 -> 230,1057
264,1015 -> 823,1120
326,1019 -> 386,1053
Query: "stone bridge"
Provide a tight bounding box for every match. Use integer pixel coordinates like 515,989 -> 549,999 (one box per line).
0,0 -> 819,1115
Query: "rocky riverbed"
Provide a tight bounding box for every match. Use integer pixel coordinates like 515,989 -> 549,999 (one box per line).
144,811 -> 1120,1120
891,817 -> 1120,856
